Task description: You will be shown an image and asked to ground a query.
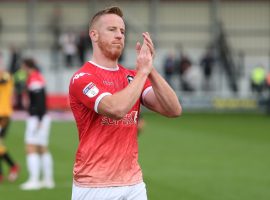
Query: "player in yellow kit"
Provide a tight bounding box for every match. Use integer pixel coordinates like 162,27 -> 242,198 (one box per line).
0,54 -> 19,183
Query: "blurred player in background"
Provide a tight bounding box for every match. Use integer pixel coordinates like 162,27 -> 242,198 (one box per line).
0,52 -> 20,183
266,72 -> 270,114
20,58 -> 54,190
137,114 -> 146,135
69,6 -> 182,200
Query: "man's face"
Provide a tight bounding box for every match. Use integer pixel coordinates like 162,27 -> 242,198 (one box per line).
94,14 -> 125,60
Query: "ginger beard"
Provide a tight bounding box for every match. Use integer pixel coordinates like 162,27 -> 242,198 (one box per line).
97,35 -> 124,61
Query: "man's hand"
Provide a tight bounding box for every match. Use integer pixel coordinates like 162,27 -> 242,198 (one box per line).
136,32 -> 155,58
143,32 -> 155,58
136,32 -> 154,75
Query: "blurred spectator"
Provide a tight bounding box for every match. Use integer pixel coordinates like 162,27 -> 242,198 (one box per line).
266,72 -> 270,114
163,51 -> 175,87
181,65 -> 203,92
49,5 -> 62,48
8,45 -> 26,110
59,30 -> 77,68
250,65 -> 266,97
77,30 -> 91,65
13,69 -> 27,110
48,5 -> 62,69
177,52 -> 191,76
200,46 -> 215,90
8,45 -> 21,75
176,52 -> 193,91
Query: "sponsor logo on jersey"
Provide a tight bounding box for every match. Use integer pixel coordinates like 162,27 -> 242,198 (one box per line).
127,75 -> 134,83
101,111 -> 138,125
72,72 -> 91,83
83,82 -> 99,98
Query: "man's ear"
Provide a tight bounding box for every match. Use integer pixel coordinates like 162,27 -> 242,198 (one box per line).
89,30 -> 98,42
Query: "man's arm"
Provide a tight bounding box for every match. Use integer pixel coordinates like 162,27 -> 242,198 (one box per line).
137,32 -> 182,117
98,72 -> 149,120
143,68 -> 182,118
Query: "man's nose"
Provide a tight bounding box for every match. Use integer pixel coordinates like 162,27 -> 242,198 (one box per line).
115,30 -> 123,39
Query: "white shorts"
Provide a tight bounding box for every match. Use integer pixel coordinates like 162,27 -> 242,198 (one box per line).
72,182 -> 147,200
25,115 -> 51,146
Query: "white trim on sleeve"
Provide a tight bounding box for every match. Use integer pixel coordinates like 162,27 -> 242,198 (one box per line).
142,86 -> 153,105
94,92 -> 112,113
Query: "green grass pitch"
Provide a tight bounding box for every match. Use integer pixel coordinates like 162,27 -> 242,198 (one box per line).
1,112 -> 270,200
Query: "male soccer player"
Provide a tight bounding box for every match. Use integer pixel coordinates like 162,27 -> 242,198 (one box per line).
0,57 -> 20,183
69,6 -> 182,200
20,58 -> 54,190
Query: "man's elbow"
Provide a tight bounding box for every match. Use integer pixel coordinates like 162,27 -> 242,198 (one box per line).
99,99 -> 127,120
166,106 -> 182,118
110,113 -> 125,120
106,106 -> 127,120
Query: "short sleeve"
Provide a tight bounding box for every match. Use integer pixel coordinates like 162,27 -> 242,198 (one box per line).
69,73 -> 112,113
141,78 -> 152,104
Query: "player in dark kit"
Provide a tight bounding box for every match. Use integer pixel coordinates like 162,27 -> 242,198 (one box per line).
20,58 -> 54,190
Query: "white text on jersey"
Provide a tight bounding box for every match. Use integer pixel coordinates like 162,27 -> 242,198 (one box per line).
101,111 -> 138,125
72,72 -> 91,83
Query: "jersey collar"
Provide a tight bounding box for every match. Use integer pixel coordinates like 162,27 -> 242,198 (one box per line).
89,61 -> 119,71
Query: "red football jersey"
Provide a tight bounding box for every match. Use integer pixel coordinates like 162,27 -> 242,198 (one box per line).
26,70 -> 47,117
69,61 -> 152,187
26,70 -> 45,90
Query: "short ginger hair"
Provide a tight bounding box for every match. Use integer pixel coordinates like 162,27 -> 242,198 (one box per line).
89,6 -> 124,30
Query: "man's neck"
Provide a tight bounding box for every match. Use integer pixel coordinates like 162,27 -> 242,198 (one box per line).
91,54 -> 118,69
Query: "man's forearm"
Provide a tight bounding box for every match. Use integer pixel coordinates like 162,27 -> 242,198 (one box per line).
98,71 -> 148,119
148,68 -> 181,116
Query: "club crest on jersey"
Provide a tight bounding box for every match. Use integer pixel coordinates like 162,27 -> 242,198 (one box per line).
127,75 -> 134,83
83,82 -> 99,98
